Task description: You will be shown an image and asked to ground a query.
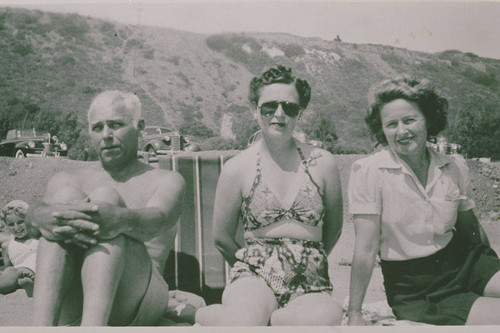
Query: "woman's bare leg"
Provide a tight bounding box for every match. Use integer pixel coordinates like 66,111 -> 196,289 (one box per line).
467,271 -> 500,325
195,277 -> 277,326
270,292 -> 342,326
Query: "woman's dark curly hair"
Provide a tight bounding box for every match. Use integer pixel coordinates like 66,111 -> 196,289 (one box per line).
249,65 -> 311,109
366,76 -> 448,146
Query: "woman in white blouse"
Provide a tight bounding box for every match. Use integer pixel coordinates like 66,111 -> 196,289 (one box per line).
347,76 -> 500,325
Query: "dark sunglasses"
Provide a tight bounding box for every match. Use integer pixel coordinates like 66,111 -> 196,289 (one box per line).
258,101 -> 301,118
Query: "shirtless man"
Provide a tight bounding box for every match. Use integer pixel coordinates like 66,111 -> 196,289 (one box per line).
27,90 -> 185,326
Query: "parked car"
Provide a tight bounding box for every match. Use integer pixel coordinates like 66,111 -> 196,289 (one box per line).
0,129 -> 68,158
139,126 -> 200,155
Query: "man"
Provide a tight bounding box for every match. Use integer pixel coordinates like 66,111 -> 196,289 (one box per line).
28,90 -> 185,326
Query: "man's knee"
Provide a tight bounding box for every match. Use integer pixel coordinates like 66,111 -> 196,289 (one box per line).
50,186 -> 88,204
88,187 -> 126,207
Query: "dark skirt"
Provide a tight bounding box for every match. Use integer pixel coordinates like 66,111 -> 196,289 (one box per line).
381,235 -> 500,325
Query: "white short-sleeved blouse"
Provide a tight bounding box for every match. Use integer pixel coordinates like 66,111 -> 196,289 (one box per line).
348,147 -> 475,261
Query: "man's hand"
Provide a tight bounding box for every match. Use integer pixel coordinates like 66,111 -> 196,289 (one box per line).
31,202 -> 100,248
88,201 -> 127,240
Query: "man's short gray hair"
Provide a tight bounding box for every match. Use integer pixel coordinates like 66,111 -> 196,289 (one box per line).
88,90 -> 142,128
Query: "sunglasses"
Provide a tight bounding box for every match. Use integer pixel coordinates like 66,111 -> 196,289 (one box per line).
258,101 -> 301,118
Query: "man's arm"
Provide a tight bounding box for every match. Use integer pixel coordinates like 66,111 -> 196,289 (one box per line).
93,171 -> 185,242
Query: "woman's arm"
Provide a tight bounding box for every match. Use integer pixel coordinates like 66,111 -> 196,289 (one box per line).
455,209 -> 489,247
212,161 -> 245,266
321,153 -> 343,255
1,241 -> 12,267
347,214 -> 381,326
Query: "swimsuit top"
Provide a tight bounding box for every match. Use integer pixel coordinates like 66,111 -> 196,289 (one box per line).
241,147 -> 326,232
8,237 -> 39,273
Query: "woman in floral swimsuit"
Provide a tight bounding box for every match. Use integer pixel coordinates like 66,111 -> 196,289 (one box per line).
195,65 -> 344,326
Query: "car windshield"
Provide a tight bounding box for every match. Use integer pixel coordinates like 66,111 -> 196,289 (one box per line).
5,129 -> 49,140
158,127 -> 173,134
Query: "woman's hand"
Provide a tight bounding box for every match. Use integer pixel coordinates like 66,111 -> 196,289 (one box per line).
347,311 -> 365,326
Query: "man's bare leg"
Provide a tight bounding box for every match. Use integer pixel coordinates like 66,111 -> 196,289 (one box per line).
33,185 -> 157,326
80,186 -> 151,326
107,236 -> 153,325
32,186 -> 88,326
80,235 -> 126,325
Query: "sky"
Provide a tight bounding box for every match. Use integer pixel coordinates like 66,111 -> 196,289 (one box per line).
1,0 -> 500,59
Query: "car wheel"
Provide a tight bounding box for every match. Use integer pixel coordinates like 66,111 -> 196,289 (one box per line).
14,150 -> 25,158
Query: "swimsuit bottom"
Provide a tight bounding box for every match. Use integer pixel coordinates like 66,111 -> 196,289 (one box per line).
229,238 -> 333,308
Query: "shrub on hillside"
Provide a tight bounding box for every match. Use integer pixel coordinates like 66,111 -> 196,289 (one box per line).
301,109 -> 338,145
380,52 -> 404,65
462,67 -> 497,87
280,44 -> 306,58
124,39 -> 144,53
180,122 -> 215,138
201,137 -> 237,151
206,35 -> 231,52
12,41 -> 33,56
68,132 -> 98,161
205,34 -> 272,74
50,13 -> 90,38
143,49 -> 155,60
448,107 -> 500,159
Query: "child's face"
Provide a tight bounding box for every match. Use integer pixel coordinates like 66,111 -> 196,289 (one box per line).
4,212 -> 28,239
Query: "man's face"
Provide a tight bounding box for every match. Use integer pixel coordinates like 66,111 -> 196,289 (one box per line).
88,104 -> 140,168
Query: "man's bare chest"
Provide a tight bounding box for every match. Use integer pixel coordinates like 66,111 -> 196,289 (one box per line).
78,172 -> 158,208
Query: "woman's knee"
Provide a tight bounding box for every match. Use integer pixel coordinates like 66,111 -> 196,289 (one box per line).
50,186 -> 88,204
195,304 -> 225,326
483,271 -> 500,298
88,187 -> 126,207
218,277 -> 277,325
0,267 -> 20,293
270,293 -> 343,326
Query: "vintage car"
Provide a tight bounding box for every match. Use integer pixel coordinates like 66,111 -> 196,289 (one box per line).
139,126 -> 200,155
0,129 -> 68,158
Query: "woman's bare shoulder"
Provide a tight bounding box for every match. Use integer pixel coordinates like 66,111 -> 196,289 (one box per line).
221,146 -> 258,175
298,143 -> 338,169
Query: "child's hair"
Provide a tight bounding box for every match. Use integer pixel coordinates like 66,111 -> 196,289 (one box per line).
1,200 -> 29,224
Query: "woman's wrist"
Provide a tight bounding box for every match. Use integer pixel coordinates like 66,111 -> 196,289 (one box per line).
347,309 -> 363,316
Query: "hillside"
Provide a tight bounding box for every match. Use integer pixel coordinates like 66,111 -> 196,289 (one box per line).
1,7 -> 499,156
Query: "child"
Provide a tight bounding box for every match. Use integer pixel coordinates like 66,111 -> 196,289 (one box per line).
0,200 -> 39,297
